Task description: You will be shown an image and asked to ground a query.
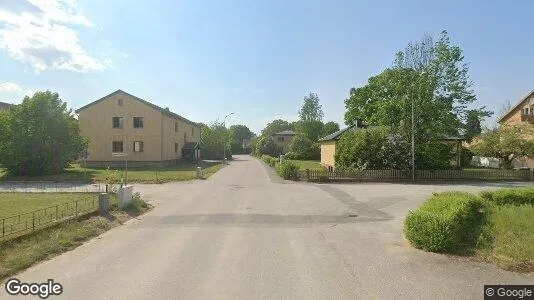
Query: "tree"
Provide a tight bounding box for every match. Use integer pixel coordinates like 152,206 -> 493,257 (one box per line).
343,31 -> 492,169
287,135 -> 320,160
295,93 -> 325,142
229,124 -> 254,154
255,136 -> 277,156
322,121 -> 340,137
298,92 -> 323,122
464,110 -> 482,142
260,119 -> 292,137
470,124 -> 534,169
335,127 -> 411,170
0,91 -> 87,175
200,121 -> 231,159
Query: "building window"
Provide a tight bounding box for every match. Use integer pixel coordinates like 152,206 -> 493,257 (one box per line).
112,141 -> 123,152
112,117 -> 123,129
175,122 -> 178,132
133,141 -> 144,152
174,142 -> 179,153
530,107 -> 534,115
277,136 -> 284,142
133,117 -> 144,128
118,99 -> 123,106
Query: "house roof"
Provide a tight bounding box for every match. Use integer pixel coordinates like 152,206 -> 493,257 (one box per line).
318,123 -> 465,142
0,101 -> 14,110
498,90 -> 534,123
274,130 -> 295,135
75,89 -> 198,126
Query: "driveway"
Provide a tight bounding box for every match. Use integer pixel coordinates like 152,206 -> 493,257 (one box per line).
2,155 -> 532,299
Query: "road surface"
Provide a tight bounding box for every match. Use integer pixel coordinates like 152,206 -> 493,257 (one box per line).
2,155 -> 532,299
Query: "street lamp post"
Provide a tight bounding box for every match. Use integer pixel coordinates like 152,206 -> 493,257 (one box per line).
223,112 -> 234,162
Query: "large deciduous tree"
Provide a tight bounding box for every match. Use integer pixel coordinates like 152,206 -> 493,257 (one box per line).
0,91 -> 87,175
321,121 -> 340,138
229,124 -> 254,154
295,93 -> 324,142
470,125 -> 534,169
200,121 -> 231,159
342,30 -> 492,169
260,119 -> 292,137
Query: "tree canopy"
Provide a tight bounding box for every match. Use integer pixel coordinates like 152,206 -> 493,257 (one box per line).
200,121 -> 231,159
260,119 -> 292,137
0,91 -> 87,175
470,125 -> 534,169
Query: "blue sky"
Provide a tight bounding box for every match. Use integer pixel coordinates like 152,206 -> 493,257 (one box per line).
0,0 -> 533,134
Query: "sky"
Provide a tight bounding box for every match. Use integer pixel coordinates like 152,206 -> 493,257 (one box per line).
0,0 -> 533,134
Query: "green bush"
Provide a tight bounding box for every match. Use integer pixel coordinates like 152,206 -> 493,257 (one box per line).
269,157 -> 277,167
284,152 -> 296,160
404,192 -> 485,253
261,154 -> 273,164
276,161 -> 299,180
480,187 -> 534,206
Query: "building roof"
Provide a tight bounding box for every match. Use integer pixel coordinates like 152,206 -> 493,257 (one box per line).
318,121 -> 368,142
318,123 -> 465,142
274,130 -> 295,135
75,89 -> 198,126
0,101 -> 14,110
498,90 -> 534,123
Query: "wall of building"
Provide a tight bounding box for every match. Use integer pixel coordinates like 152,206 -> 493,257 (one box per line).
501,93 -> 534,125
78,92 -> 163,162
273,135 -> 294,154
160,115 -> 200,161
320,141 -> 336,168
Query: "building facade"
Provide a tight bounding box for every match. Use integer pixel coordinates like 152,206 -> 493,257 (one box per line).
498,90 -> 534,168
272,130 -> 295,154
76,90 -> 200,167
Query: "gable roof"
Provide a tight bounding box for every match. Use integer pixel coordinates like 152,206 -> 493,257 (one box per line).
498,90 -> 534,123
75,89 -> 198,126
318,123 -> 366,142
274,130 -> 295,135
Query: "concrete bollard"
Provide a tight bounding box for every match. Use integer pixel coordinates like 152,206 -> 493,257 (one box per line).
99,193 -> 109,216
118,186 -> 133,208
196,167 -> 202,179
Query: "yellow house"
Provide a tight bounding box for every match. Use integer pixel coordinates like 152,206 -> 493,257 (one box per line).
75,90 -> 201,167
498,89 -> 534,168
272,130 -> 295,154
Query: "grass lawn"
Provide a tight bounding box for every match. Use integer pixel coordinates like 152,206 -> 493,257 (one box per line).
477,204 -> 534,272
0,161 -> 224,183
289,160 -> 326,171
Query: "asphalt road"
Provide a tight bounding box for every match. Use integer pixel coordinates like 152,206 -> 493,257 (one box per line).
2,155 -> 533,299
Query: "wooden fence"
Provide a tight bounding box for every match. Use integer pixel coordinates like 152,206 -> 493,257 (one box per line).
300,169 -> 534,182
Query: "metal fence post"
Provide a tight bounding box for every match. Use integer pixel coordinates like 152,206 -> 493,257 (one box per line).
32,212 -> 35,231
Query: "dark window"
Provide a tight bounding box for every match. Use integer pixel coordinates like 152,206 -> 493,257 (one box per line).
133,117 -> 144,128
118,99 -> 123,106
112,141 -> 123,152
174,142 -> 179,153
133,141 -> 144,152
277,136 -> 284,142
112,117 -> 123,129
175,122 -> 178,132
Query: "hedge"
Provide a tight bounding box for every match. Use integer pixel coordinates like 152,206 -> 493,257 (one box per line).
480,187 -> 534,206
404,192 -> 485,253
276,161 -> 299,180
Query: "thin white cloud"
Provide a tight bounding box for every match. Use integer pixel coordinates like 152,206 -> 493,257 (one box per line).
0,0 -> 109,73
0,82 -> 24,93
233,87 -> 265,93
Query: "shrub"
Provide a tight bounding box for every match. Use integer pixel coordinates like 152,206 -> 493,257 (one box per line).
277,161 -> 299,180
284,152 -> 296,160
404,192 -> 485,253
269,157 -> 277,167
480,187 -> 534,206
288,135 -> 319,160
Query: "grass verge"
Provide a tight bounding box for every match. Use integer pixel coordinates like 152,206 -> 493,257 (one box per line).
289,160 -> 326,171
476,203 -> 534,273
0,196 -> 151,281
0,161 -> 224,183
